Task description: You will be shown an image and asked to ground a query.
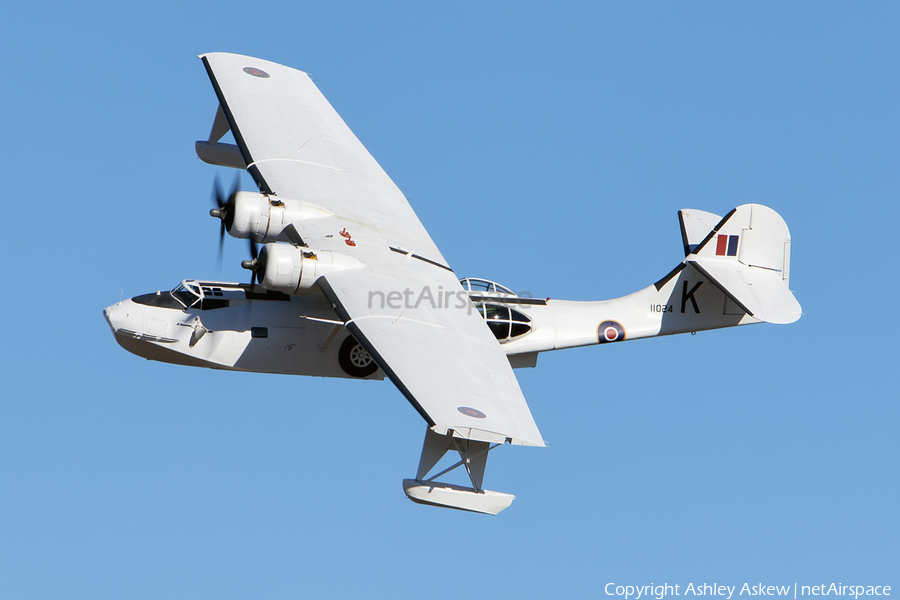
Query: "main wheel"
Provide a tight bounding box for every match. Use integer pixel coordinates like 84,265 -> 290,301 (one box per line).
338,336 -> 378,377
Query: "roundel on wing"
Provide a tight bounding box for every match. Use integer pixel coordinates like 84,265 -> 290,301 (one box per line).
457,406 -> 487,419
597,320 -> 626,344
243,66 -> 270,78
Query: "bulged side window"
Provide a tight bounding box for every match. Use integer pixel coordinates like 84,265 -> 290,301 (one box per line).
476,302 -> 532,342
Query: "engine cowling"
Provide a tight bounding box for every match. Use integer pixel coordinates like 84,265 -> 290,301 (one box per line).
228,192 -> 333,242
255,243 -> 364,294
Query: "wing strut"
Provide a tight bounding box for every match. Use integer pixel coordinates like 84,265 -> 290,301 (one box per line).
402,427 -> 515,515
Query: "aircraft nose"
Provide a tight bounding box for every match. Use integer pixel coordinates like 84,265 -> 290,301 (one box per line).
103,299 -> 141,336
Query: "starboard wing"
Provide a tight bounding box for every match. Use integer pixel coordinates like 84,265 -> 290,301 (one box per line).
200,52 -> 545,447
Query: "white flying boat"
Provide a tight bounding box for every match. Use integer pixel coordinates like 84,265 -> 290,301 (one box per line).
104,53 -> 802,514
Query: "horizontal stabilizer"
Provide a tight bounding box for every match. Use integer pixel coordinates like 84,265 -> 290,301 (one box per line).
402,479 -> 515,515
687,258 -> 801,324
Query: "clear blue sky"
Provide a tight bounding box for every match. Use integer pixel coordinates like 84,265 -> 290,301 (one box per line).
1,2 -> 897,598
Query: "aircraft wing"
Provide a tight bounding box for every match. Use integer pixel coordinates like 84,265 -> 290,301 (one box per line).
321,269 -> 544,446
200,52 -> 443,260
200,53 -> 544,447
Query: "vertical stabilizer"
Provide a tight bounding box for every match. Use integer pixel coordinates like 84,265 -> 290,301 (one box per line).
678,209 -> 723,256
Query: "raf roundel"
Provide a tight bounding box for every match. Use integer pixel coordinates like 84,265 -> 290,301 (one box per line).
457,406 -> 487,419
243,66 -> 270,78
597,320 -> 626,344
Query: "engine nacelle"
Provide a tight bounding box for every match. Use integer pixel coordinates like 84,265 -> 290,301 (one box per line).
257,244 -> 364,294
228,192 -> 333,242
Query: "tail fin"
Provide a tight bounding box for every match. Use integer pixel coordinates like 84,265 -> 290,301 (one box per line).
678,208 -> 723,256
682,204 -> 800,324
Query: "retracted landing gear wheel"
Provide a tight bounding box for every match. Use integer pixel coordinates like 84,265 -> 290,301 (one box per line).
338,336 -> 378,377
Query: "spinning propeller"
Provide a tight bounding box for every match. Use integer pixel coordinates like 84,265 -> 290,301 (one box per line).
208,172 -> 278,285
209,174 -> 240,270
241,236 -> 267,285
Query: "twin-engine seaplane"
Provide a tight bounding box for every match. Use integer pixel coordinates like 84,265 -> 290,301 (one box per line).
103,53 -> 802,514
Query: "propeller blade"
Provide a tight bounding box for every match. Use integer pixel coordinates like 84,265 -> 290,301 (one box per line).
228,172 -> 240,205
216,220 -> 225,272
210,173 -> 242,270
212,174 -> 226,209
210,176 -> 228,271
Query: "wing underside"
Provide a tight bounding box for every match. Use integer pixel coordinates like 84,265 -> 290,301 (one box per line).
200,52 -> 544,448
320,269 -> 545,447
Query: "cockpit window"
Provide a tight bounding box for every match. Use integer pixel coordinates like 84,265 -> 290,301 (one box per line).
200,286 -> 224,297
171,282 -> 201,309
